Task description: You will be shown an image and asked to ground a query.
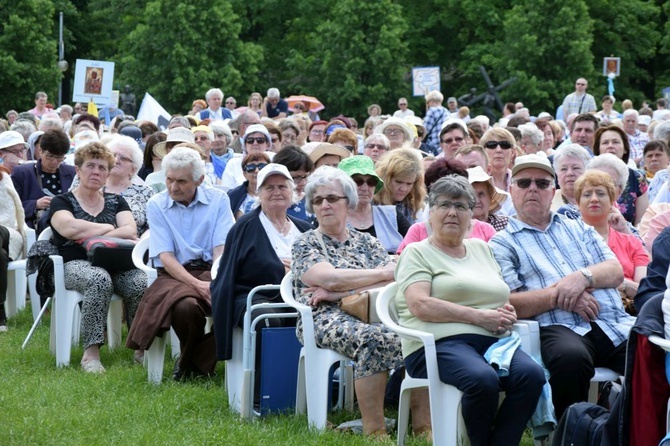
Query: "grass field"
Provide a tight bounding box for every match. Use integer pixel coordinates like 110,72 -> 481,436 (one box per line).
1,305 -> 536,445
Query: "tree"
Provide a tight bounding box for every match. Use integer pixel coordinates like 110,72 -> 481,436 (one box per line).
118,0 -> 263,113
0,0 -> 61,112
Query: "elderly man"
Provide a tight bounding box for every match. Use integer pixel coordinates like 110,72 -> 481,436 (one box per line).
224,96 -> 239,119
262,88 -> 289,120
392,98 -> 414,119
230,110 -> 261,154
126,147 -> 235,381
0,131 -> 27,172
489,154 -> 635,420
562,78 -> 597,116
27,92 -> 53,118
196,88 -> 232,122
423,91 -> 450,153
622,109 -> 649,165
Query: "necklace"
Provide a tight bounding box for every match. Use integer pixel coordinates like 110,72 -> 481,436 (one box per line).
264,211 -> 290,235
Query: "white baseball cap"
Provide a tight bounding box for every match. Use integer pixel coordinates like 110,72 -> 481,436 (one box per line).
256,163 -> 294,192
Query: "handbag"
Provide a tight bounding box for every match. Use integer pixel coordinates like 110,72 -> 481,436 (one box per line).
314,230 -> 378,323
79,236 -> 136,271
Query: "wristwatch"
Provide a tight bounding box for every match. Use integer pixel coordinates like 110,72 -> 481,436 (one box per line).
580,268 -> 594,287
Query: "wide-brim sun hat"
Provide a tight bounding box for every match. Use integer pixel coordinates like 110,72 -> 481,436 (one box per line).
153,127 -> 195,158
308,143 -> 351,165
338,155 -> 384,193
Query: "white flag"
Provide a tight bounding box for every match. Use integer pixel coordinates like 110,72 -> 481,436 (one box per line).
137,92 -> 171,130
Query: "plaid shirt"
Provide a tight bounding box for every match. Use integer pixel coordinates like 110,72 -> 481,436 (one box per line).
562,92 -> 597,116
627,129 -> 649,161
423,105 -> 449,151
490,213 -> 635,346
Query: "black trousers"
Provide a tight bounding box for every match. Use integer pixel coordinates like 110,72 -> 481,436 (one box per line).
0,225 -> 10,307
540,323 -> 626,420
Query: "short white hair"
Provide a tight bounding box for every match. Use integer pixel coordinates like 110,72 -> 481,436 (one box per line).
267,88 -> 280,98
586,154 -> 629,190
205,88 -> 224,101
425,90 -> 444,103
162,146 -> 206,181
106,134 -> 144,174
518,122 -> 544,146
622,109 -> 639,119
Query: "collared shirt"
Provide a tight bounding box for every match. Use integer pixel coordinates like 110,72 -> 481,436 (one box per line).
423,105 -> 449,151
489,213 -> 635,346
562,92 -> 597,116
147,185 -> 234,267
627,129 -> 650,161
649,169 -> 669,203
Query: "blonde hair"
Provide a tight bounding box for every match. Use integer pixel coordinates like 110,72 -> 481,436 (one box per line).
374,148 -> 426,219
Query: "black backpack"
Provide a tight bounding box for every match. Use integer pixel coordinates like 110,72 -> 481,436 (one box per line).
552,402 -> 609,446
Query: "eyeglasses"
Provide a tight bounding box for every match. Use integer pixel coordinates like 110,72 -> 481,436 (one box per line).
292,174 -> 309,183
243,163 -> 268,173
225,101 -> 236,105
2,148 -> 25,157
44,152 -> 65,161
483,140 -> 513,150
365,143 -> 387,151
441,136 -> 465,145
352,176 -> 378,188
246,137 -> 268,145
383,128 -> 403,137
435,200 -> 470,212
115,153 -> 133,163
311,195 -> 347,206
283,134 -> 297,142
310,129 -> 324,135
513,178 -> 553,189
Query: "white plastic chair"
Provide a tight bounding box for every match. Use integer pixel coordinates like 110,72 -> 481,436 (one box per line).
132,236 -> 182,383
37,227 -> 123,367
5,227 -> 35,318
279,272 -> 354,430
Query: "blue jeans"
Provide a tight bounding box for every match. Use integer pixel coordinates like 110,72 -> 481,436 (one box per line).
405,334 -> 545,446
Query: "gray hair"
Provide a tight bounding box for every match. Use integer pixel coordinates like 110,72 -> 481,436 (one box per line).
38,113 -> 63,131
205,88 -> 223,101
59,104 -> 73,115
107,134 -> 144,174
518,122 -> 544,146
364,133 -> 391,150
267,88 -> 280,98
10,119 -> 37,140
553,143 -> 592,172
653,121 -> 670,142
622,109 -> 639,120
168,116 -> 191,129
425,90 -> 444,103
304,166 -> 358,214
586,153 -> 629,189
428,175 -> 476,210
208,121 -> 233,145
162,146 -> 206,181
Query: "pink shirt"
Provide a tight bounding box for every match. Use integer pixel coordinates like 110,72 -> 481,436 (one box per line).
396,219 -> 496,254
607,227 -> 649,280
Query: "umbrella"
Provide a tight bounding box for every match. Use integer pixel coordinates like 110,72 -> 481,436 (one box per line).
286,95 -> 325,113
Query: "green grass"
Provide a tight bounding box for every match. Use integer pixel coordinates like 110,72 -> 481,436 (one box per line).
1,305 -> 536,445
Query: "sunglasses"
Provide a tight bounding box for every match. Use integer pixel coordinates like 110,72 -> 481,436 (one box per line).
246,137 -> 268,145
243,163 -> 268,173
513,178 -> 553,189
311,195 -> 347,206
484,140 -> 513,150
352,176 -> 378,188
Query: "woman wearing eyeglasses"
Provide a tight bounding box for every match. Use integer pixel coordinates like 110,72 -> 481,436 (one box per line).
11,129 -> 75,232
291,165 -> 429,439
226,152 -> 271,220
339,156 -> 410,254
480,128 -> 517,193
220,124 -> 275,191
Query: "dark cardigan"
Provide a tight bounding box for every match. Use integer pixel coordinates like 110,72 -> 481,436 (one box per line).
210,206 -> 313,360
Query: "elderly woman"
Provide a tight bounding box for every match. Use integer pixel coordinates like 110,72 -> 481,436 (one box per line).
278,119 -> 300,149
291,166 -> 427,438
308,142 -> 350,169
207,121 -> 235,185
49,142 -> 146,373
576,170 -> 648,314
367,104 -> 382,118
518,122 -> 544,155
308,120 -> 327,143
212,163 -> 313,398
273,145 -> 315,222
533,118 -> 556,154
395,175 -> 544,446
11,128 -> 76,232
105,135 -> 155,237
375,117 -> 413,150
551,144 -> 592,216
480,128 -> 517,192
220,124 -> 274,190
467,166 -> 508,232
362,133 -> 390,163
227,152 -> 271,220
374,148 -> 425,223
339,156 -> 410,254
593,125 -> 649,225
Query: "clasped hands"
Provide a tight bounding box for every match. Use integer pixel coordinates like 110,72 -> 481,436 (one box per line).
550,272 -> 600,321
480,303 -> 516,335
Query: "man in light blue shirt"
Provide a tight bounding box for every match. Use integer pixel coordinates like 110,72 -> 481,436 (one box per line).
127,147 -> 234,381
489,154 -> 634,420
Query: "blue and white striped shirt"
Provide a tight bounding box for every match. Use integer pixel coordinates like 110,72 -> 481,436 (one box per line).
489,213 -> 635,346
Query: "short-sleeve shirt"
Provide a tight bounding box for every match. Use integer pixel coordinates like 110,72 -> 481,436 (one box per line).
49,192 -> 131,262
266,98 -> 289,118
147,185 -> 234,267
607,227 -> 649,281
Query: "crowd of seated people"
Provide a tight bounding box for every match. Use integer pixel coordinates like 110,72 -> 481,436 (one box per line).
5,87 -> 670,443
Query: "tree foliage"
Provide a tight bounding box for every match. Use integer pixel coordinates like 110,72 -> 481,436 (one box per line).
0,0 -> 60,112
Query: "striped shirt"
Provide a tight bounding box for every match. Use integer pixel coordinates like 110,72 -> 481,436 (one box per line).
489,213 -> 635,346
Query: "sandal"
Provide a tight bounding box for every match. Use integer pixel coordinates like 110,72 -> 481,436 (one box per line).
81,358 -> 106,374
